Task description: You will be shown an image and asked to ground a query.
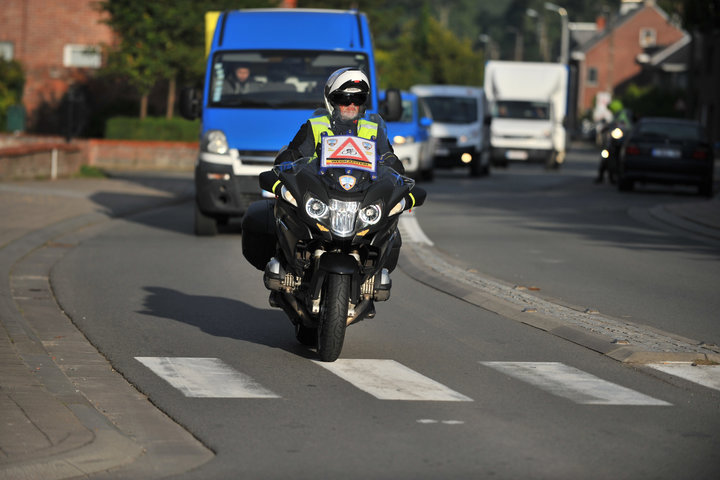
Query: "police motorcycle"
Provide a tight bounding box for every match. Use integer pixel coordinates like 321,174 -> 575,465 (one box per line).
243,134 -> 426,362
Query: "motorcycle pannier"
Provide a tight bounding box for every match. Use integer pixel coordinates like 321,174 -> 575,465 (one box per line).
241,199 -> 277,271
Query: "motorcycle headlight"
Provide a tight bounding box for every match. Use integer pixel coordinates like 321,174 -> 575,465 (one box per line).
389,198 -> 406,217
359,204 -> 382,225
305,196 -> 328,219
611,127 -> 624,140
329,199 -> 359,237
203,130 -> 229,155
281,185 -> 297,207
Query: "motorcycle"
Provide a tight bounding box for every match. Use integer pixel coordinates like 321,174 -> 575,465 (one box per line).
243,135 -> 426,361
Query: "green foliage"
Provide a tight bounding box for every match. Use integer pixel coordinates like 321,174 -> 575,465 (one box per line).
377,12 -> 484,89
0,60 -> 25,130
105,116 -> 201,141
97,0 -> 277,107
76,165 -> 108,178
620,83 -> 687,118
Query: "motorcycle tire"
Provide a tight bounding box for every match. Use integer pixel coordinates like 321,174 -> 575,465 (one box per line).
317,273 -> 349,362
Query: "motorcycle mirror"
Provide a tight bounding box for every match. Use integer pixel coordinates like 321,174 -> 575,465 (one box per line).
409,187 -> 427,208
382,88 -> 403,122
259,170 -> 278,192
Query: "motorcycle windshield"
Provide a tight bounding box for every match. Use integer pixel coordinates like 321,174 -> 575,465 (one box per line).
274,157 -> 414,191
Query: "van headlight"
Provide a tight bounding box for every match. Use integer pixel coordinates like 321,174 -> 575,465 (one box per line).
202,130 -> 229,154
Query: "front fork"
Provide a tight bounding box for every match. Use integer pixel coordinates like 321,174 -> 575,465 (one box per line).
263,249 -> 391,325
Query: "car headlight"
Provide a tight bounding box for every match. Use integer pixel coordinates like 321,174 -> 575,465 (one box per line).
305,196 -> 327,218
281,185 -> 297,207
203,130 -> 229,154
358,204 -> 382,225
393,135 -> 416,145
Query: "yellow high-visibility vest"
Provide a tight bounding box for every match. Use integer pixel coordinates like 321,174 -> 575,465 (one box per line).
309,115 -> 379,155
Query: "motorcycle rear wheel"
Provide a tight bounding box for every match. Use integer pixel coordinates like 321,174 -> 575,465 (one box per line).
317,273 -> 349,362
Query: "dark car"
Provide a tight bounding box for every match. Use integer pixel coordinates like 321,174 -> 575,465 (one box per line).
617,117 -> 715,196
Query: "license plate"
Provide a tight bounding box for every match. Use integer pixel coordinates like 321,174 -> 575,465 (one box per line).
505,150 -> 529,160
651,148 -> 681,158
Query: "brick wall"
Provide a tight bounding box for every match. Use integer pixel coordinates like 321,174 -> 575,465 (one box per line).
0,135 -> 198,180
0,143 -> 83,180
580,6 -> 685,113
0,0 -> 115,128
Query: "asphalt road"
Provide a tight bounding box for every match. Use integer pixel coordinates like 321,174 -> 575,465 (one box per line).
47,146 -> 720,479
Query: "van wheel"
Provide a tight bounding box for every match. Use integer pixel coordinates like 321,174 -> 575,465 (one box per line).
194,203 -> 218,236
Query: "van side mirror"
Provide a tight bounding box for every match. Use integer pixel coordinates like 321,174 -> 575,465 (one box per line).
483,115 -> 492,126
420,117 -> 432,128
179,87 -> 202,120
382,88 -> 403,122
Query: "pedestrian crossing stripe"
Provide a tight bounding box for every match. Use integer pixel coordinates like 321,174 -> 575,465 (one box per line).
480,362 -> 671,406
136,357 -> 682,405
646,363 -> 720,392
314,359 -> 473,401
135,357 -> 279,398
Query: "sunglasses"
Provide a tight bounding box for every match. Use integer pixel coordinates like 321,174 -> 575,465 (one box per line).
332,93 -> 368,106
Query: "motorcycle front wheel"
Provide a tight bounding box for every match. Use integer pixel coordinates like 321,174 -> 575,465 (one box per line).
317,273 -> 349,362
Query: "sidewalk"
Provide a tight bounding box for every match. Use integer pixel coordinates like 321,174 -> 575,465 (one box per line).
0,173 -> 214,480
0,173 -> 718,479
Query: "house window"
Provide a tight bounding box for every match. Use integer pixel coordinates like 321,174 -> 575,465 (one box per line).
587,67 -> 598,86
63,44 -> 102,68
0,42 -> 13,61
639,28 -> 656,47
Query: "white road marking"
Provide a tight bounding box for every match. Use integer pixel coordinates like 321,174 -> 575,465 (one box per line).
399,213 -> 434,246
646,363 -> 720,391
135,357 -> 280,398
481,362 -> 671,406
314,359 -> 472,401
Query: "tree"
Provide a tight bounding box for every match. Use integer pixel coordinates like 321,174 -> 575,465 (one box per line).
0,60 -> 24,130
376,7 -> 484,89
98,0 -> 276,119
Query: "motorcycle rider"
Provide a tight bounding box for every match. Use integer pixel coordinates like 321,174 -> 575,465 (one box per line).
244,68 -> 406,277
274,67 -> 404,174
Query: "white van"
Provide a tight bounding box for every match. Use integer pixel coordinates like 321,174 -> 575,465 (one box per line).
410,85 -> 490,177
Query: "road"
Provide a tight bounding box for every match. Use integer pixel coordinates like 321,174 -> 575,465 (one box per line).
49,144 -> 720,479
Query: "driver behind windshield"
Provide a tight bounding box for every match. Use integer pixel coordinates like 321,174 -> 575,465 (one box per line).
274,67 -> 404,174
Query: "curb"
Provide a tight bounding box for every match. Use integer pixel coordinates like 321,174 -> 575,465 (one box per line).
398,241 -> 720,366
0,196 -> 212,479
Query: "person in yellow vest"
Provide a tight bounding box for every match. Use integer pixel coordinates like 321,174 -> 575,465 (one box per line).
274,68 -> 404,173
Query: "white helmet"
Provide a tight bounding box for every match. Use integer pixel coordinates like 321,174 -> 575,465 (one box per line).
324,68 -> 370,118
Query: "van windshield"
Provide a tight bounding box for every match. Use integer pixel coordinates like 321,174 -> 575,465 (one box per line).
422,96 -> 478,124
493,100 -> 550,120
209,50 -> 370,109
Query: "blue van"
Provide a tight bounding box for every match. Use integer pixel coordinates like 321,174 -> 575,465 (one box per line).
382,91 -> 435,180
180,8 -> 400,235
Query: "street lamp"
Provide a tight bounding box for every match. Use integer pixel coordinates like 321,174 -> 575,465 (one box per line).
544,2 -> 569,65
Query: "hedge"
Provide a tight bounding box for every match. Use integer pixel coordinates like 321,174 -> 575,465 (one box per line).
105,116 -> 200,141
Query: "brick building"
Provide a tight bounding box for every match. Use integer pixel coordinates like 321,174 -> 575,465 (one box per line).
576,0 -> 685,115
0,0 -> 115,132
